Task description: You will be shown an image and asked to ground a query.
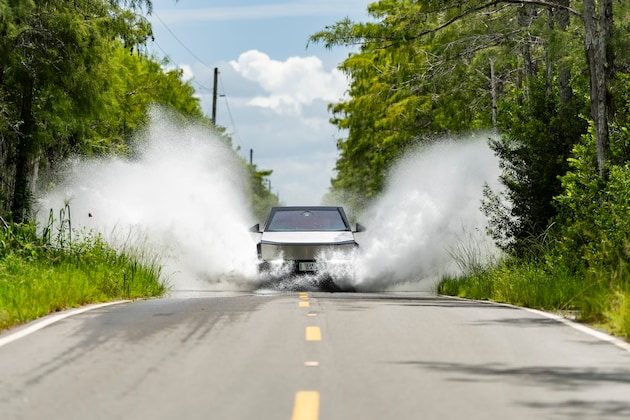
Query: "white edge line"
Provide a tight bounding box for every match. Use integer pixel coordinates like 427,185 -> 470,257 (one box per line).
441,295 -> 630,354
0,300 -> 130,349
521,307 -> 630,354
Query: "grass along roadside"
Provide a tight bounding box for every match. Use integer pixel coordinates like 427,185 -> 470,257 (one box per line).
0,214 -> 166,332
438,257 -> 630,340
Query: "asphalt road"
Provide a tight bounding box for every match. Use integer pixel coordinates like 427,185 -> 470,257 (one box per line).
1,291 -> 630,420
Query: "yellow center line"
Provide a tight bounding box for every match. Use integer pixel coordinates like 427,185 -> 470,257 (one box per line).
299,301 -> 310,308
299,293 -> 309,300
305,326 -> 322,341
292,391 -> 320,420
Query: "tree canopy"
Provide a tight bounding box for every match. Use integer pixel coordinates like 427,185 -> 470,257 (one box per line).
312,0 -> 630,254
0,0 -> 277,221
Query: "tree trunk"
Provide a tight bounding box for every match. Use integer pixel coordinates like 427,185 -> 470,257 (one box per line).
518,4 -> 538,100
11,76 -> 36,223
583,0 -> 613,180
490,58 -> 498,128
556,0 -> 573,107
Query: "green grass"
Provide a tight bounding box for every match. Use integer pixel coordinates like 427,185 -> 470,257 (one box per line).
439,262 -> 581,309
0,213 -> 166,331
438,257 -> 630,339
606,287 -> 630,338
577,260 -> 630,338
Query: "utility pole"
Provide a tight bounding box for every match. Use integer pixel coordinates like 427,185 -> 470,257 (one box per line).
212,67 -> 218,125
250,148 -> 253,166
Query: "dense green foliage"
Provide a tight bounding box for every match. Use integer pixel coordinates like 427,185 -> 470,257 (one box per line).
555,127 -> 630,273
314,1 -> 630,337
482,77 -> 589,255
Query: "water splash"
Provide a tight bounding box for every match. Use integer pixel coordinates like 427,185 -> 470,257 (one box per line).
253,133 -> 502,293
36,117 -> 501,294
36,108 -> 260,292
349,134 -> 502,292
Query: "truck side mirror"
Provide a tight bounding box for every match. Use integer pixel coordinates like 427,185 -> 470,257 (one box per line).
355,223 -> 366,233
249,224 -> 260,233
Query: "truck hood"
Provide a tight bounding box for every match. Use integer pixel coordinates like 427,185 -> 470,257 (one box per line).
261,231 -> 355,245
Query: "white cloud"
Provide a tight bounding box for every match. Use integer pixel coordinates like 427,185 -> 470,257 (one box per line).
248,95 -> 302,116
229,50 -> 348,115
163,63 -> 195,82
178,64 -> 195,82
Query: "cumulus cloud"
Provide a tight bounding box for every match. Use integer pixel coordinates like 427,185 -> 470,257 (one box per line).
230,50 -> 348,115
178,64 -> 195,81
163,63 -> 195,82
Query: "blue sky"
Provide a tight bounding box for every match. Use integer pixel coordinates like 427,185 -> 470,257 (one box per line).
147,0 -> 372,205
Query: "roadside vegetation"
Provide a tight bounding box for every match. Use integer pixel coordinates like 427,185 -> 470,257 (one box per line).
0,208 -> 165,331
439,135 -> 630,338
0,1 -> 278,331
438,248 -> 630,339
312,1 -> 630,339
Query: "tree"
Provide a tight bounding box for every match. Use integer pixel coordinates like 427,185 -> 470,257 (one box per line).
310,1 -> 556,206
482,76 -> 588,254
583,0 -> 613,179
108,47 -> 205,147
0,0 -> 153,221
247,164 -> 280,221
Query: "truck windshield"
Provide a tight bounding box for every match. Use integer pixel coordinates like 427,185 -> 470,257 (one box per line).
267,209 -> 348,232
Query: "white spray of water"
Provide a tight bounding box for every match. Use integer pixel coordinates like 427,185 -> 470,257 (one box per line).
350,134 -> 502,291
37,113 -> 501,294
37,108 -> 260,292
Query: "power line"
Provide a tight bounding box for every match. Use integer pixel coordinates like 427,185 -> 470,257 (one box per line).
150,12 -> 248,153
219,74 -> 246,153
152,12 -> 215,72
151,39 -> 213,92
